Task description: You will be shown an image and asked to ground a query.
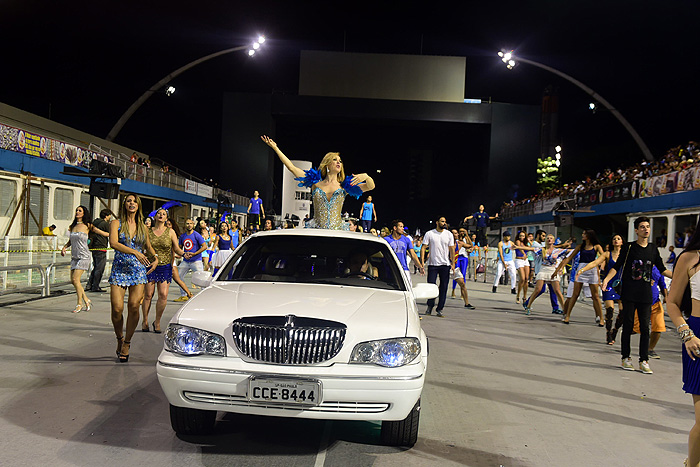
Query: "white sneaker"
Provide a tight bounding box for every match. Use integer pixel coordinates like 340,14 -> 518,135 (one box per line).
639,360 -> 653,374
621,358 -> 635,371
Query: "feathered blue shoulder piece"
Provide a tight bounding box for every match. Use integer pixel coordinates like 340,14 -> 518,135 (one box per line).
294,167 -> 322,188
342,176 -> 364,199
148,200 -> 182,218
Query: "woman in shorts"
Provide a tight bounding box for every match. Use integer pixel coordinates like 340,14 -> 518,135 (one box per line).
576,234 -> 624,343
555,229 -> 605,325
524,234 -> 570,316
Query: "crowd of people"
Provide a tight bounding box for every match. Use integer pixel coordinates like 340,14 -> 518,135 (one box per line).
53,134 -> 700,466
501,140 -> 700,212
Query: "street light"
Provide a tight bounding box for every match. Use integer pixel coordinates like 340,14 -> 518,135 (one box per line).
106,35 -> 267,142
498,49 -> 653,162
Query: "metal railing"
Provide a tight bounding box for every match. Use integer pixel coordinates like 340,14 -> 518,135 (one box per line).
0,264 -> 47,296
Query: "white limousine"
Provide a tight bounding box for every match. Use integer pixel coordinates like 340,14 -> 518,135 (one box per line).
156,229 -> 438,446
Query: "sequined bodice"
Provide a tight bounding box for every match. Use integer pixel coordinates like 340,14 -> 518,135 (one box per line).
118,223 -> 145,253
312,187 -> 346,230
149,227 -> 172,265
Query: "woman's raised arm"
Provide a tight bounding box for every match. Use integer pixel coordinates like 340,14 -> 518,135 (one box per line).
261,135 -> 305,179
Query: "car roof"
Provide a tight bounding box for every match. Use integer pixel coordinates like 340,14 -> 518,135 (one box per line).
249,229 -> 389,244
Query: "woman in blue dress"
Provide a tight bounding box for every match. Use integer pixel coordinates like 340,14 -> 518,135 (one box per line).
261,135 -> 375,230
210,221 -> 233,273
576,234 -> 624,344
109,194 -> 157,362
667,225 -> 700,467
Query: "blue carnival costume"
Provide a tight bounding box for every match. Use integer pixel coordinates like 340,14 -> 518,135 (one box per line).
108,221 -> 148,287
295,168 -> 364,230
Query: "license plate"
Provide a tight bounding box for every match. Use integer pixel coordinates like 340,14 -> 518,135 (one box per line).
248,377 -> 321,406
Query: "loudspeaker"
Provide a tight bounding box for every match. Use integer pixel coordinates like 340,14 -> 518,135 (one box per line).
554,214 -> 574,227
89,159 -> 125,178
89,181 -> 120,199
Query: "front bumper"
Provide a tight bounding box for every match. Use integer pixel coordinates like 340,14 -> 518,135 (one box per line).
156,351 -> 425,421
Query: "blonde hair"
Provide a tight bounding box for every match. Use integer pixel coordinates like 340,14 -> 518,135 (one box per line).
319,152 -> 345,183
118,193 -> 147,244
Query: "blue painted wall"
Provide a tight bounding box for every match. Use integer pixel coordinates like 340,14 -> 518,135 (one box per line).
0,148 -> 243,210
506,189 -> 700,225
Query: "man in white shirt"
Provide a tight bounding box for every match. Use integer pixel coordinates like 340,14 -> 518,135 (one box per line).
420,216 -> 455,317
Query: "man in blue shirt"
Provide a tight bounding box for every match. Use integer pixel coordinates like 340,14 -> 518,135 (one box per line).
463,204 -> 498,247
247,191 -> 265,231
360,195 -> 377,233
176,218 -> 207,302
385,219 -> 424,286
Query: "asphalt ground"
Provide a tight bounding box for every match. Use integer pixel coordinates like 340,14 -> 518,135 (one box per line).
0,273 -> 693,466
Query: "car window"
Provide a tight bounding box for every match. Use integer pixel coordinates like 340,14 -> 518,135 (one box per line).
216,235 -> 405,291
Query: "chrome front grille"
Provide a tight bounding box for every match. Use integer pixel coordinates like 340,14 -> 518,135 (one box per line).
232,315 -> 346,365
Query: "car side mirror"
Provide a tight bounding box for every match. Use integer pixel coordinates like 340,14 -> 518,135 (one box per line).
412,283 -> 439,300
192,271 -> 213,288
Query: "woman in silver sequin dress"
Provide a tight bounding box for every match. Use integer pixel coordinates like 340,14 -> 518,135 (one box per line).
261,135 -> 375,230
61,205 -> 109,313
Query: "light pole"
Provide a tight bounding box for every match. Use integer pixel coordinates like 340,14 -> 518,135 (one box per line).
498,50 -> 654,162
106,36 -> 266,142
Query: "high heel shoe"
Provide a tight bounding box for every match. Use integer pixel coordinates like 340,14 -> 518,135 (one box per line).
85,300 -> 92,312
116,336 -> 124,358
152,321 -> 162,334
118,341 -> 130,363
72,305 -> 83,313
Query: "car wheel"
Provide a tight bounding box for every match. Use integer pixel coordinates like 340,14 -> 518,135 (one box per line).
380,398 -> 420,447
169,404 -> 216,435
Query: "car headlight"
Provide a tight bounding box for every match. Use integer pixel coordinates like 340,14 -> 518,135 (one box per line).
164,324 -> 226,356
349,338 -> 421,367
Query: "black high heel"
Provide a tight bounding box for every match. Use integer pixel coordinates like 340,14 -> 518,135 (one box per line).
152,321 -> 162,334
116,336 -> 124,358
118,341 -> 130,363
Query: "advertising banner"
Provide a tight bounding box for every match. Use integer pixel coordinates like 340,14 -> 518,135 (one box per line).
0,122 -> 113,167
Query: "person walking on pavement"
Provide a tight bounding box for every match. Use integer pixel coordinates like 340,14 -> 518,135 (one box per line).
523,230 -> 568,314
555,229 -> 606,326
62,205 -> 109,312
576,234 -> 625,343
360,195 -> 377,233
492,231 -> 518,294
141,208 -> 186,333
385,219 -> 424,286
247,190 -> 265,231
602,216 -> 672,374
86,209 -> 113,292
108,194 -> 158,363
420,216 -> 455,317
175,218 -> 207,302
463,204 -> 498,248
665,221 -> 700,467
524,234 -> 570,316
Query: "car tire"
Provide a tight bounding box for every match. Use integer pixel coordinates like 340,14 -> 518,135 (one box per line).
169,404 -> 216,435
380,398 -> 420,447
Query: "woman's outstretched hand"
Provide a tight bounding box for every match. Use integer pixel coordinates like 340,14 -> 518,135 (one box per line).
350,173 -> 369,186
261,135 -> 277,150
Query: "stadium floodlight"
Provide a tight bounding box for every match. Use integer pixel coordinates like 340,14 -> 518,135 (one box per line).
106,35 -> 270,142
555,145 -> 562,153
555,159 -> 561,167
496,49 -> 653,161
555,153 -> 561,160
165,86 -> 176,97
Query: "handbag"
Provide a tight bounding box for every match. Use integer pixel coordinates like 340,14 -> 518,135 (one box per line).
475,263 -> 485,274
611,243 -> 629,295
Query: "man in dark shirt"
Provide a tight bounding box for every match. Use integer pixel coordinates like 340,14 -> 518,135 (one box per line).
463,204 -> 498,247
602,216 -> 672,374
86,209 -> 112,292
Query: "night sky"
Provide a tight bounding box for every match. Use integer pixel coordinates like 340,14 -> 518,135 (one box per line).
2,1 -> 698,223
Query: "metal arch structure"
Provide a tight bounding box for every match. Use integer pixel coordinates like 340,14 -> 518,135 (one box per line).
105,45 -> 250,142
510,55 -> 654,162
